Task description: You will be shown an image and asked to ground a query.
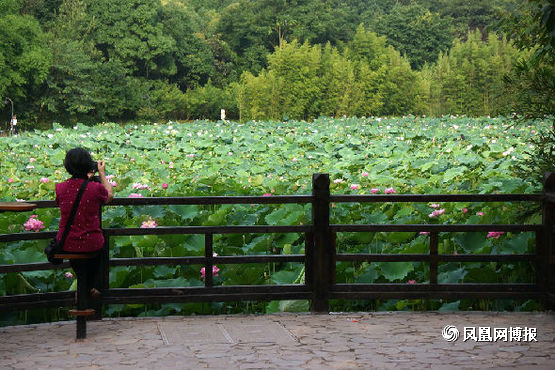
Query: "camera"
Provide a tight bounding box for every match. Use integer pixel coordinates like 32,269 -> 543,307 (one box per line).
89,161 -> 101,182
90,161 -> 99,173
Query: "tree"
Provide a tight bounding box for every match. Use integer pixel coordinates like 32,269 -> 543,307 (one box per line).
428,30 -> 525,116
85,0 -> 175,79
161,1 -> 215,90
0,0 -> 51,122
369,3 -> 454,69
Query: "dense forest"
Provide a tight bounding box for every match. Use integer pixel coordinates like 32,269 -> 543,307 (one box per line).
0,0 -> 554,126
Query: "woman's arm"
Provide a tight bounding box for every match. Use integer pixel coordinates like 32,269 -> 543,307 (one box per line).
97,161 -> 114,203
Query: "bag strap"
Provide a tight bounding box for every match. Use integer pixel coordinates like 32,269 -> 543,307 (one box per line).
59,179 -> 89,248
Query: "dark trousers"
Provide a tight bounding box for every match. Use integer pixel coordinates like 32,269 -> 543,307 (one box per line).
70,254 -> 101,293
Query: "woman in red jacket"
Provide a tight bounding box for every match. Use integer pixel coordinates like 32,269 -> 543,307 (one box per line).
56,148 -> 113,298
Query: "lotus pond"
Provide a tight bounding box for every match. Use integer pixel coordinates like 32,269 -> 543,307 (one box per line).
0,116 -> 550,324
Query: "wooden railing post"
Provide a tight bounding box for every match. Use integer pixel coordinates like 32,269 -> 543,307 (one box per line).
96,206 -> 108,320
311,173 -> 333,312
542,172 -> 555,309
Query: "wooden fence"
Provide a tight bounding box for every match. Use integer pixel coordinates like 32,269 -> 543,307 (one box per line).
1,173 -> 554,314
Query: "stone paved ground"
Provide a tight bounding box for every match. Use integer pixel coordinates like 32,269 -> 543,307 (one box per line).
0,312 -> 554,369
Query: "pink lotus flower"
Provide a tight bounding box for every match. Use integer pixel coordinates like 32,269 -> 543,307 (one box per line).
141,219 -> 158,228
109,181 -> 117,187
429,209 -> 445,218
162,183 -> 168,189
29,158 -> 36,163
462,208 -> 468,213
125,140 -> 131,144
384,187 -> 396,194
128,193 -> 143,198
40,177 -> 49,183
476,212 -> 484,216
187,154 -> 195,158
161,160 -> 165,164
292,157 -> 298,162
350,184 -> 360,190
333,179 -> 344,184
429,204 -> 441,208
486,231 -> 505,239
228,152 -> 233,156
370,188 -> 380,194
132,183 -> 150,190
8,178 -> 14,183
263,193 -> 271,197
23,215 -> 45,232
64,272 -> 74,279
361,172 -> 369,177
200,265 -> 220,278
407,280 -> 416,284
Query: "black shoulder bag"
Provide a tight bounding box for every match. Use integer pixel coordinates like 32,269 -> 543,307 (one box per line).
45,180 -> 89,265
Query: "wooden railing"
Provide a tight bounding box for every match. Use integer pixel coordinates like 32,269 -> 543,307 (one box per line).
1,173 -> 554,314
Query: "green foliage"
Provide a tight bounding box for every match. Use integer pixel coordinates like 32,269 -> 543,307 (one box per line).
369,3 -> 454,69
426,30 -> 525,116
0,6 -> 52,103
237,28 -> 427,121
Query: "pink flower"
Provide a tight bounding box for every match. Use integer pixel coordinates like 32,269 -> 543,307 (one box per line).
292,157 -> 298,162
370,188 -> 380,194
361,172 -> 369,177
384,187 -> 396,194
106,175 -> 115,180
407,280 -> 416,284
228,152 -> 233,156
263,193 -> 272,197
162,183 -> 168,189
200,265 -> 220,278
29,158 -> 36,163
23,215 -> 45,232
429,204 -> 441,208
350,184 -> 360,190
486,231 -> 505,239
188,154 -> 195,158
132,183 -> 150,190
40,177 -> 49,183
125,140 -> 130,144
128,193 -> 143,198
333,179 -> 344,184
64,272 -> 74,279
462,208 -> 468,213
453,250 -> 458,255
109,181 -> 117,187
476,212 -> 484,216
429,209 -> 445,218
8,178 -> 14,183
419,232 -> 430,235
26,165 -> 34,169
161,160 -> 165,164
141,219 -> 158,228
130,158 -> 135,162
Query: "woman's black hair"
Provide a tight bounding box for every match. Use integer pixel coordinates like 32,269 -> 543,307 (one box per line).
64,148 -> 95,179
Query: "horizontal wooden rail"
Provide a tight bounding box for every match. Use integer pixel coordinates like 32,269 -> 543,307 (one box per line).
330,194 -> 544,203
110,254 -> 305,267
331,224 -> 541,232
335,254 -> 536,262
105,225 -> 311,236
